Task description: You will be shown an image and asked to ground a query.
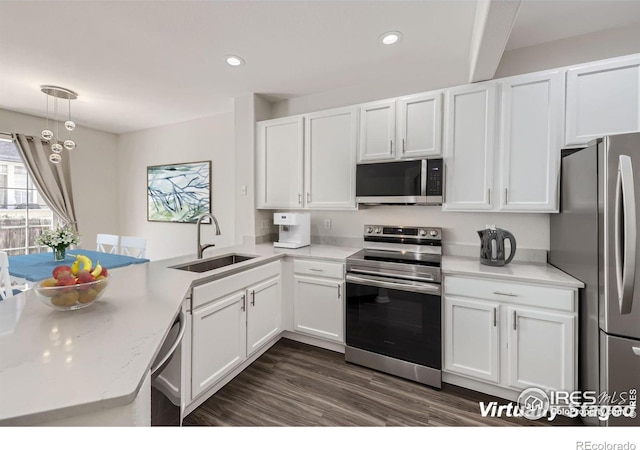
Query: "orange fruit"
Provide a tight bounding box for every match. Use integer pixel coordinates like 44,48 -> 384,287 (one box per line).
78,288 -> 98,304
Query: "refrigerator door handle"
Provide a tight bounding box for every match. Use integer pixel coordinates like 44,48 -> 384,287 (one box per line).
615,155 -> 637,315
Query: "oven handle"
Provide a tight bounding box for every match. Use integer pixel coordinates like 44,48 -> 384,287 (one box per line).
350,267 -> 436,282
346,274 -> 441,295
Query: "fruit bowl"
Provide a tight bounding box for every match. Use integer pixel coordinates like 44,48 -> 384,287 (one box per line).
34,274 -> 110,311
34,255 -> 110,311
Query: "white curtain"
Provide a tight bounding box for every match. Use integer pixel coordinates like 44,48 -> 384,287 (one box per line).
14,134 -> 78,231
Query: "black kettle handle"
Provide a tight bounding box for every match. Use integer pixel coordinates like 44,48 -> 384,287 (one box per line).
504,232 -> 517,264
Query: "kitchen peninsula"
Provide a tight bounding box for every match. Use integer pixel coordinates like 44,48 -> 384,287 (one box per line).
0,244 -> 357,425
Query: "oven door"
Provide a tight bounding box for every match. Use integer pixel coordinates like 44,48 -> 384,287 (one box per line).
345,273 -> 441,370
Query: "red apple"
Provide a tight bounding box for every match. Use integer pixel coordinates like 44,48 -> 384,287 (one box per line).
100,267 -> 108,277
53,265 -> 73,279
56,274 -> 76,287
76,270 -> 96,284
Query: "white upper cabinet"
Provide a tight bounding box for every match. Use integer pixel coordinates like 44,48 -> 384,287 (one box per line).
304,107 -> 357,209
358,99 -> 396,162
396,92 -> 443,158
256,108 -> 357,210
256,116 -> 304,208
443,83 -> 496,211
498,70 -> 565,212
357,93 -> 443,163
566,55 -> 640,146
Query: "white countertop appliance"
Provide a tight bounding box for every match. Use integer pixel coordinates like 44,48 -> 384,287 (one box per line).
273,212 -> 310,249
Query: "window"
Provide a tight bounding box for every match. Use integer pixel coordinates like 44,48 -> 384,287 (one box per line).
0,138 -> 55,255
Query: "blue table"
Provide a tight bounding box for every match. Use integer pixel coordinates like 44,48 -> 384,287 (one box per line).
8,250 -> 150,282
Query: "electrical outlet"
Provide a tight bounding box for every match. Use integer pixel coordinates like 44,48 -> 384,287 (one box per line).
486,224 -> 496,230
324,219 -> 332,230
241,185 -> 247,196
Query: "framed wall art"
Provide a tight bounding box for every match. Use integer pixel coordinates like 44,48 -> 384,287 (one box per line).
147,160 -> 211,223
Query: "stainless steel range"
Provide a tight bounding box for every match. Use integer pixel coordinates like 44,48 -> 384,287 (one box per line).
345,225 -> 442,388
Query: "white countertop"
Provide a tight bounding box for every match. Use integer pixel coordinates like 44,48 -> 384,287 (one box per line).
441,256 -> 584,288
0,243 -> 358,425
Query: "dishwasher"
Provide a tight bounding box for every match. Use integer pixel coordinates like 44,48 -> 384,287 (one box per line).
150,310 -> 186,426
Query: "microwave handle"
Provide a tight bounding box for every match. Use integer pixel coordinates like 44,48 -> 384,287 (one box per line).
421,159 -> 427,197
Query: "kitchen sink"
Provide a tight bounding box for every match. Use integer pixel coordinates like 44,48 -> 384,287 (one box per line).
171,254 -> 257,273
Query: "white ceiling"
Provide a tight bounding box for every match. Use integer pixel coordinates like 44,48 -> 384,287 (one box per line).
506,0 -> 640,51
0,0 -> 639,135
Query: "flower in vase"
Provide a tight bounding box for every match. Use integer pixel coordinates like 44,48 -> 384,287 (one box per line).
36,225 -> 80,255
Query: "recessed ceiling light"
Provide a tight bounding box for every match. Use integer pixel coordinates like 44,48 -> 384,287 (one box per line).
225,55 -> 245,66
380,31 -> 402,45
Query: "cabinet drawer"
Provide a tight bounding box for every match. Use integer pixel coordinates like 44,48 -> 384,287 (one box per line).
444,276 -> 575,312
293,259 -> 344,279
192,261 -> 281,310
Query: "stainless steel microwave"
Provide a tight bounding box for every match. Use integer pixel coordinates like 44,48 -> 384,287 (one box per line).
355,159 -> 443,205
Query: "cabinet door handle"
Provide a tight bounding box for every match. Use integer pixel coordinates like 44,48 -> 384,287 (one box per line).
307,192 -> 311,203
390,140 -> 393,154
309,268 -> 324,272
505,188 -> 508,205
241,294 -> 246,311
488,188 -> 491,205
337,285 -> 341,299
632,347 -> 640,357
513,311 -> 517,331
494,291 -> 518,297
251,291 -> 255,306
298,193 -> 302,205
493,307 -> 497,327
402,138 -> 405,153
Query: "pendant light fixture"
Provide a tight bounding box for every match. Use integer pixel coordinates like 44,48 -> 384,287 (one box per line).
40,85 -> 78,164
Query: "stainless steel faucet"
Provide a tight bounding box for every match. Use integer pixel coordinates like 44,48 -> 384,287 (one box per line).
196,213 -> 221,258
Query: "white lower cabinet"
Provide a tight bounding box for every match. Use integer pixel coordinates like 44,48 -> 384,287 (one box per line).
444,296 -> 500,383
191,290 -> 247,399
506,306 -> 574,392
292,259 -> 345,343
293,276 -> 344,342
443,275 -> 577,399
189,262 -> 281,401
247,276 -> 282,357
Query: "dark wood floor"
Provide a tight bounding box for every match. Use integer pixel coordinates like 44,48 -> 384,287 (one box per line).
183,338 -> 582,427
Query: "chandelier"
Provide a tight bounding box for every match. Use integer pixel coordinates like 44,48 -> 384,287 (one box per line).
40,85 -> 78,164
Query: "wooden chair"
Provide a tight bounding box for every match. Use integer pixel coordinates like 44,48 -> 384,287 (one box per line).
96,233 -> 120,254
0,251 -> 20,300
119,236 -> 146,258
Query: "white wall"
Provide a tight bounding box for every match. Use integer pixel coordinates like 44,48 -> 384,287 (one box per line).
0,108 -> 119,249
234,94 -> 274,245
308,207 -> 549,251
271,65 -> 469,119
496,23 -> 640,78
117,113 -> 234,260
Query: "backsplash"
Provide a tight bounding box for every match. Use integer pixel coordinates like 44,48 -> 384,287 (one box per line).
306,206 -> 550,262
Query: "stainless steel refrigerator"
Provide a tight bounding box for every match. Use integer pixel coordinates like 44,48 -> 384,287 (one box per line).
550,132 -> 640,426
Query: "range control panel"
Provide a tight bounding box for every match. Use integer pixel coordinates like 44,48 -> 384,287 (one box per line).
363,225 -> 442,241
